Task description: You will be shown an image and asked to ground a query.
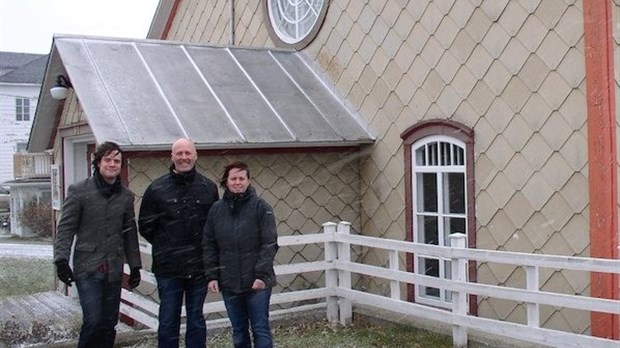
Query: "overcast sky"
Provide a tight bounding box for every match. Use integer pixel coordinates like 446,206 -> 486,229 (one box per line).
0,0 -> 159,54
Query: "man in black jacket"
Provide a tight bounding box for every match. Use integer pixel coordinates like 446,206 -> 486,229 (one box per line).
54,141 -> 142,348
139,138 -> 219,348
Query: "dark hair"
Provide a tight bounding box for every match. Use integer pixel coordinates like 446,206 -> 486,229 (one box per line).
219,161 -> 250,188
92,141 -> 123,170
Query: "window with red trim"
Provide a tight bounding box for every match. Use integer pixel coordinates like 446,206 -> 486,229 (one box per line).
401,120 -> 476,309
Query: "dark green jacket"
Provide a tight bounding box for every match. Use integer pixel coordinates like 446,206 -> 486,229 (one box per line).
54,176 -> 142,282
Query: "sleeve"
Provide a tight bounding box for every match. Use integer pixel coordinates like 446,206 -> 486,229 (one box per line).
210,181 -> 220,202
202,206 -> 220,282
54,184 -> 81,263
123,192 -> 142,269
254,199 -> 279,282
138,185 -> 157,244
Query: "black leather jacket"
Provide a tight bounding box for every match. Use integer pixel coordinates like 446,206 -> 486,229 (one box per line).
203,186 -> 278,293
139,165 -> 219,278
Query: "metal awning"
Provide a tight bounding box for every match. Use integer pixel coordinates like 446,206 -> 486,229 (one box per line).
30,35 -> 374,151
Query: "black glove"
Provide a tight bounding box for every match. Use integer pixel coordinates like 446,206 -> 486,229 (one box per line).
55,260 -> 74,286
128,268 -> 141,289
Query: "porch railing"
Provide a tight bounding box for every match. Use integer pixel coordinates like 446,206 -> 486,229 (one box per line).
121,221 -> 620,348
13,152 -> 52,179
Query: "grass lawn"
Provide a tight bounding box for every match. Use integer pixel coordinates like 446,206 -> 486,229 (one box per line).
0,257 -> 55,297
266,319 -> 451,348
122,319 -> 453,348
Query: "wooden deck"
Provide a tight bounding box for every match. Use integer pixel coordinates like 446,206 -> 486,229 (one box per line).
0,291 -> 81,346
0,291 -> 147,347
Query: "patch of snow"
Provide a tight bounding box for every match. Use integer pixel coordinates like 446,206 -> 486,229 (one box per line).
0,244 -> 53,260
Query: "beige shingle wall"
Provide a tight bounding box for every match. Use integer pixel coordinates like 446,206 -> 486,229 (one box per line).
166,0 -> 273,47
129,150 -> 363,302
165,0 -> 620,334
130,151 -> 362,235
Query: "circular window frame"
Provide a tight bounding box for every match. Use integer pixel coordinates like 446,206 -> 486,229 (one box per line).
262,0 -> 330,50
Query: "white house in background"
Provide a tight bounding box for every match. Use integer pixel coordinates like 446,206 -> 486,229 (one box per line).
0,52 -> 47,189
0,52 -> 49,237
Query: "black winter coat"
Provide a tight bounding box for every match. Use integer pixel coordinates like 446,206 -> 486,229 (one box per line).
139,166 -> 219,278
203,186 -> 278,294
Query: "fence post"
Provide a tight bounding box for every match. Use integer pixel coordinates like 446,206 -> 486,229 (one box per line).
323,222 -> 338,325
450,233 -> 468,348
337,221 -> 352,325
389,250 -> 400,300
525,265 -> 540,327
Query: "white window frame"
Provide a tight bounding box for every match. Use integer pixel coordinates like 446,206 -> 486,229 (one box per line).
267,0 -> 325,44
264,0 -> 329,50
411,135 -> 468,308
16,98 -> 30,121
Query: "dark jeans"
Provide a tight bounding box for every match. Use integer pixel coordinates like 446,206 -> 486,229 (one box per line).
222,288 -> 273,348
75,272 -> 122,348
156,275 -> 208,348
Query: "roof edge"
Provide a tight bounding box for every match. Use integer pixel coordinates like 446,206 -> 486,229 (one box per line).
146,0 -> 179,40
120,140 -> 374,153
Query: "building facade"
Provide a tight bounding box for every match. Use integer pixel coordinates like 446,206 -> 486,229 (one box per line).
0,52 -> 46,189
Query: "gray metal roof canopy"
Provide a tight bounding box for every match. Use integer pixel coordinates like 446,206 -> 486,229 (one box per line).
30,35 -> 374,152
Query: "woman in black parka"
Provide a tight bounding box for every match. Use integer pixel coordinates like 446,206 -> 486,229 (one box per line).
203,161 -> 278,348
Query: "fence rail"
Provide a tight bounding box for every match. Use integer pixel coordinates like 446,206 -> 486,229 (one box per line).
121,221 -> 620,348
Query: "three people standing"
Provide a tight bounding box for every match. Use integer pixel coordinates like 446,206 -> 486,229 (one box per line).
54,141 -> 142,348
203,161 -> 279,348
139,138 -> 219,348
54,139 -> 277,348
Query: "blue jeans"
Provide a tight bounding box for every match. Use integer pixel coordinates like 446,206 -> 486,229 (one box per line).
75,272 -> 122,348
156,275 -> 208,348
222,288 -> 273,348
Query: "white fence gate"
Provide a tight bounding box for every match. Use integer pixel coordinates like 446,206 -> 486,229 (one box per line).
121,221 -> 620,348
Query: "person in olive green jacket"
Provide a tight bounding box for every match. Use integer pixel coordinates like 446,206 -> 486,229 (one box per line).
54,141 -> 142,348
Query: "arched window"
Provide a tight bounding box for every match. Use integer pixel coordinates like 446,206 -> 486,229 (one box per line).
401,120 -> 476,309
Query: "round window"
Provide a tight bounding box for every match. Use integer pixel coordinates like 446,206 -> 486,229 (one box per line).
263,0 -> 329,50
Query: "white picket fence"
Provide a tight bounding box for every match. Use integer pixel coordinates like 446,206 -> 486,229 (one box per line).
121,221 -> 620,348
